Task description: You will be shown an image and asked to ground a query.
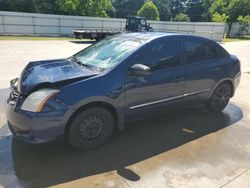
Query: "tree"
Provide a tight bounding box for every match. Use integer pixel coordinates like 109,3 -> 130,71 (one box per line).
137,1 -> 160,21
201,0 -> 213,21
112,0 -> 146,18
237,15 -> 250,35
209,0 -> 250,35
173,13 -> 190,22
33,0 -> 61,14
170,0 -> 186,20
7,0 -> 36,13
89,0 -> 114,17
0,0 -> 11,11
152,0 -> 171,21
186,1 -> 204,22
106,6 -> 116,17
57,0 -> 114,17
211,12 -> 228,22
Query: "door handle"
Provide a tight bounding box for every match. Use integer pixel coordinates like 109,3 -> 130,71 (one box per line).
173,76 -> 184,82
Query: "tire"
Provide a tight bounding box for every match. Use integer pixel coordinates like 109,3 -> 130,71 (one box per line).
67,107 -> 114,150
206,82 -> 232,112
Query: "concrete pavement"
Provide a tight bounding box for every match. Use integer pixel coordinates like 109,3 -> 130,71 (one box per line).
221,41 -> 250,72
0,40 -> 250,188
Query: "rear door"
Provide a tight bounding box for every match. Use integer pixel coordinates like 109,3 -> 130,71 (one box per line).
182,38 -> 226,104
125,38 -> 185,120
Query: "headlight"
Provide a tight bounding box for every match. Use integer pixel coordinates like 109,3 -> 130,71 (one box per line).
21,89 -> 59,112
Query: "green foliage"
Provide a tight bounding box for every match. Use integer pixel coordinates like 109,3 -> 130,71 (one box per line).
7,0 -> 36,12
106,6 -> 116,17
152,0 -> 171,21
35,0 -> 61,14
56,0 -> 79,15
137,1 -> 160,21
57,0 -> 114,17
209,0 -> 228,17
228,0 -> 250,23
173,13 -> 190,22
1,0 -> 250,24
201,0 -> 213,21
90,0 -> 114,17
211,12 -> 228,23
209,0 -> 250,34
169,0 -> 186,19
237,15 -> 250,34
112,0 -> 146,18
0,0 -> 61,14
186,1 -> 204,22
0,0 -> 9,11
209,0 -> 250,23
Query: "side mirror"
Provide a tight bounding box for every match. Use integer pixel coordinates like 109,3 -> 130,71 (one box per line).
129,64 -> 151,76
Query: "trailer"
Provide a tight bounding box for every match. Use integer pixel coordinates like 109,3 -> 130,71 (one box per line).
73,29 -> 124,41
73,16 -> 153,41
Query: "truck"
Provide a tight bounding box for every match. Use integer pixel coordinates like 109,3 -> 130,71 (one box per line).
73,16 -> 153,41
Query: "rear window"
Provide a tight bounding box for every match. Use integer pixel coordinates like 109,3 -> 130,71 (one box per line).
217,45 -> 230,58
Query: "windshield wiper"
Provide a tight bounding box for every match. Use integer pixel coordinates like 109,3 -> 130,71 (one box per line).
71,56 -> 81,65
71,56 -> 94,70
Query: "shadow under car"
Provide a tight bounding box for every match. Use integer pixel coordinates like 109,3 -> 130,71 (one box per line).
0,103 -> 243,187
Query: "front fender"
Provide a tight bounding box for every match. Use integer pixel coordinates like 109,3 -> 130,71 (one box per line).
61,96 -> 125,132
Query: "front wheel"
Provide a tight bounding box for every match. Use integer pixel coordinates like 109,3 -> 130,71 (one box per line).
206,82 -> 232,112
67,107 -> 114,150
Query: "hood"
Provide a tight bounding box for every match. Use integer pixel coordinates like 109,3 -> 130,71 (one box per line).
19,58 -> 97,95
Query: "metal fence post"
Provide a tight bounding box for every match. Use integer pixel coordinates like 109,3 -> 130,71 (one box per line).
81,18 -> 84,28
31,16 -> 35,34
58,17 -> 61,35
212,24 -> 214,41
1,15 -> 5,34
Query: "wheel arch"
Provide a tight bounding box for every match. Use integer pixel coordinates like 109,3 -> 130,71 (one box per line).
210,79 -> 235,98
64,101 -> 123,139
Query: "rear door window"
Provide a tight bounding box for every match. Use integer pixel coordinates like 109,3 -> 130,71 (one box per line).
184,40 -> 217,64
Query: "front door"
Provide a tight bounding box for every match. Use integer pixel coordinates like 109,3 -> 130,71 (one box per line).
125,39 -> 185,120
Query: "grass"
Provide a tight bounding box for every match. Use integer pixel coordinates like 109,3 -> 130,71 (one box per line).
0,35 -> 92,41
223,34 -> 250,42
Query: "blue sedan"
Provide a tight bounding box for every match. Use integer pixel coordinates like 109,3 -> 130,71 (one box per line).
6,32 -> 241,149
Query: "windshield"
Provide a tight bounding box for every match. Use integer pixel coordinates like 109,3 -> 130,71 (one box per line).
73,36 -> 146,71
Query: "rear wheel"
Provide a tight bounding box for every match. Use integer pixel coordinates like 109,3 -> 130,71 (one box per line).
67,107 -> 114,150
206,82 -> 232,112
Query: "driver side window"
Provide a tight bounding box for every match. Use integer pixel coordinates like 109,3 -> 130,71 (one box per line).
137,39 -> 182,71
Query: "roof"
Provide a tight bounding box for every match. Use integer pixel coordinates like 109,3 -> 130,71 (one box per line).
116,32 -> 211,43
117,32 -> 179,41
